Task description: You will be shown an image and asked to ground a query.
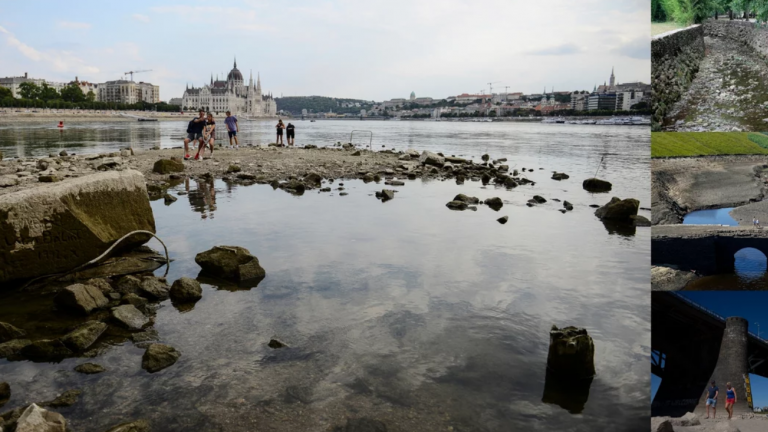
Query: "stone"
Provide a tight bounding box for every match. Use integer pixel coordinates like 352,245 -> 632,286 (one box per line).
163,193 -> 177,204
630,215 -> 651,226
385,180 -> 405,186
104,420 -> 151,432
54,283 -> 109,315
546,325 -> 595,379
0,382 -> 9,408
551,172 -> 569,180
405,149 -> 420,157
95,157 -> 122,171
351,150 -> 361,156
43,389 -> 81,408
0,339 -> 31,359
419,151 -> 445,167
85,278 -> 113,294
651,418 -> 674,432
141,343 -> 181,373
713,422 -> 740,432
453,194 -> 479,204
445,156 -> 467,164
594,197 -> 640,221
59,150 -> 68,157
563,201 -> 573,211
38,175 -> 59,183
19,339 -> 73,361
115,275 -> 142,295
138,277 -> 170,300
446,200 -> 468,210
111,304 -> 149,330
481,154 -> 490,162
61,321 -> 107,352
121,293 -> 148,309
497,216 -> 508,224
74,363 -> 106,374
677,412 -> 700,426
582,178 -> 612,192
152,159 -> 184,174
226,164 -> 241,173
533,195 -> 547,204
14,404 -> 66,432
170,277 -> 203,303
195,246 -> 266,282
498,164 -> 509,171
268,339 -> 287,349
504,177 -> 518,188
377,189 -> 395,201
0,170 -> 156,284
0,322 -> 26,343
0,175 -> 18,188
303,172 -> 323,186
398,154 -> 411,161
484,197 -> 503,210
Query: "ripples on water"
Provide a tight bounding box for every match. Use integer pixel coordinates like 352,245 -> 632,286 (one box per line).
0,122 -> 650,431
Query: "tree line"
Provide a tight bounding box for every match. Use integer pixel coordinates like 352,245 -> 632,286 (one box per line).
0,82 -> 180,112
653,0 -> 768,25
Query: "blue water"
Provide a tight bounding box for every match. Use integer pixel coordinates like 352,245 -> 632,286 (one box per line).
682,208 -> 738,226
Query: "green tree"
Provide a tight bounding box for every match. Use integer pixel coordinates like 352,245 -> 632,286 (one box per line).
18,82 -> 41,100
86,90 -> 96,102
60,83 -> 86,103
38,83 -> 60,101
0,86 -> 12,99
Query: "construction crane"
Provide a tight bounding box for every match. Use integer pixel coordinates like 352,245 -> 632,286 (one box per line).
487,81 -> 501,95
124,69 -> 152,81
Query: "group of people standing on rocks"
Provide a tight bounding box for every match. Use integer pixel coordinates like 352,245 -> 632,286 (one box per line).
705,381 -> 738,420
752,217 -> 762,229
183,110 -> 297,159
184,109 -> 241,160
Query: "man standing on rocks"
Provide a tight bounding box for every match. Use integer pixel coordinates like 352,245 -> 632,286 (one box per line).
225,110 -> 239,149
184,110 -> 207,160
705,380 -> 719,419
286,122 -> 295,146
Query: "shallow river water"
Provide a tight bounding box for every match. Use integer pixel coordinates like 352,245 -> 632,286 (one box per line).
0,122 -> 650,431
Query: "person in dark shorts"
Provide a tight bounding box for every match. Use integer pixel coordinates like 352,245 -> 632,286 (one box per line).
195,112 -> 216,160
224,110 -> 239,149
276,119 -> 285,145
184,110 -> 207,160
705,380 -> 719,419
286,122 -> 295,146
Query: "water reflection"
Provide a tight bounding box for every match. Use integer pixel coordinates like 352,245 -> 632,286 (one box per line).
542,371 -> 594,414
184,177 -> 217,219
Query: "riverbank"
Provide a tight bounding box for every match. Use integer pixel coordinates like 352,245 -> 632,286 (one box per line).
652,155 -> 767,225
0,110 -> 280,123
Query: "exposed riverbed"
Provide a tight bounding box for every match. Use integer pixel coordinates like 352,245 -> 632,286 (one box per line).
0,122 -> 650,431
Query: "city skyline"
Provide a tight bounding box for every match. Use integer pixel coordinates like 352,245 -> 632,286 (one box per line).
0,0 -> 650,102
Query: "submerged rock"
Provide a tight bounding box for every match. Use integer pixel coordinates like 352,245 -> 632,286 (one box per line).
61,321 -> 107,352
195,246 -> 266,283
43,389 -> 81,408
0,382 -> 9,408
74,363 -> 106,374
630,215 -> 651,227
163,193 -> 177,204
170,277 -> 203,303
497,216 -> 509,224
546,325 -> 595,379
551,172 -> 569,180
54,284 -> 109,315
20,339 -> 73,362
111,304 -> 149,330
268,339 -> 288,349
152,158 -> 184,174
104,420 -> 151,432
484,197 -> 503,210
594,197 -> 639,221
0,322 -> 26,343
141,343 -> 181,373
532,195 -> 547,204
376,189 -> 395,201
453,194 -> 479,204
14,404 -> 66,432
0,339 -> 31,359
582,178 -> 612,192
0,170 -> 156,284
446,200 -> 468,210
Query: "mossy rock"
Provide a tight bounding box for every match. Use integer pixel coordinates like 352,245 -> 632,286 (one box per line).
152,159 -> 184,174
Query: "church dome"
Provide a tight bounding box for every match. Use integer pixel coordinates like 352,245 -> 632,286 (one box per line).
227,58 -> 243,82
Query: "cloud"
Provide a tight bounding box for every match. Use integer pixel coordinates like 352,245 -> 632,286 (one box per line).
527,43 -> 583,56
0,24 -> 99,75
57,21 -> 91,30
132,13 -> 150,23
610,37 -> 650,60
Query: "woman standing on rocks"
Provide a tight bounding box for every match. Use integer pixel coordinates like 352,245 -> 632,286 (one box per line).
276,119 -> 285,146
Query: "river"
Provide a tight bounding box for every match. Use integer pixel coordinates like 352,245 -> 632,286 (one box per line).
0,121 -> 650,431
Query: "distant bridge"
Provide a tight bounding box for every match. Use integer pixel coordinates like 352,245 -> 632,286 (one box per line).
652,225 -> 768,275
652,292 -> 768,416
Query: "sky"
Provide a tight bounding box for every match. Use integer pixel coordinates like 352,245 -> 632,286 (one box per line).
652,292 -> 768,410
0,0 -> 650,102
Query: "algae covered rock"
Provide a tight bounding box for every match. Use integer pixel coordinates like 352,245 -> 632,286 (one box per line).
0,322 -> 26,343
0,170 -> 156,284
170,277 -> 202,302
546,325 -> 595,379
111,304 -> 149,330
152,158 -> 184,174
54,284 -> 109,315
582,178 -> 612,192
14,403 -> 66,432
141,343 -> 181,373
74,363 -> 106,374
61,321 -> 107,352
594,197 -> 640,221
195,246 -> 266,283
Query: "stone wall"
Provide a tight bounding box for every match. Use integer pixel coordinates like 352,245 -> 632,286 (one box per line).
704,19 -> 768,56
651,25 -> 705,130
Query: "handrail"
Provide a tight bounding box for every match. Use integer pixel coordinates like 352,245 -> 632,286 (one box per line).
670,292 -> 768,344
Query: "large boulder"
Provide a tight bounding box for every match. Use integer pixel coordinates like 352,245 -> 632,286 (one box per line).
0,170 -> 156,284
419,151 -> 445,167
546,325 -> 595,379
141,343 -> 181,373
195,246 -> 266,283
152,158 -> 184,174
0,322 -> 26,343
170,277 -> 203,302
582,178 -> 612,192
54,283 -> 108,315
104,420 -> 150,432
0,339 -> 31,359
594,197 -> 639,221
484,197 -> 503,210
14,404 -> 66,432
61,321 -> 108,352
111,304 -> 149,330
651,418 -> 673,432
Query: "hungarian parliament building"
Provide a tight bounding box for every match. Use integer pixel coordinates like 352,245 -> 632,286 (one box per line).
180,59 -> 276,116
